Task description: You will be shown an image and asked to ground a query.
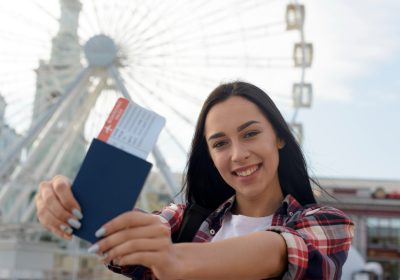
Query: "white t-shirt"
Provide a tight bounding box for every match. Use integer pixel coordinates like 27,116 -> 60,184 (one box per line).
211,212 -> 273,242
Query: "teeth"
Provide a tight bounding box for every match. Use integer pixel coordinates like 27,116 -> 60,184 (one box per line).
236,166 -> 258,177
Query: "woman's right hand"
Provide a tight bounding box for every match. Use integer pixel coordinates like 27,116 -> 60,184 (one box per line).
35,175 -> 83,240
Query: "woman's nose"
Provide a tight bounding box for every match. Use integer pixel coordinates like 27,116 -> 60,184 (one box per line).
231,142 -> 250,162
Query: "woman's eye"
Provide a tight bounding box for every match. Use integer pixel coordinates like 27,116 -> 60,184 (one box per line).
212,141 -> 227,148
244,131 -> 259,138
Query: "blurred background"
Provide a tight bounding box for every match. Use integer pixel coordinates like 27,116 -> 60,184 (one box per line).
0,0 -> 398,279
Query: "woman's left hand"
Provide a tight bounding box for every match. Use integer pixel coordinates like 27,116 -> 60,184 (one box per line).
92,210 -> 183,280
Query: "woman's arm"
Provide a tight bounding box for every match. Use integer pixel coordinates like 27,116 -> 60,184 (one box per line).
96,211 -> 287,280
268,206 -> 354,279
174,231 -> 287,280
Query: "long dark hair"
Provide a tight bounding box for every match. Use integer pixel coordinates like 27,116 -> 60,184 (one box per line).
182,81 -> 316,210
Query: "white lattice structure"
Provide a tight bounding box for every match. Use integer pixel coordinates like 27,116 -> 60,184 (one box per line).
0,0 -> 313,277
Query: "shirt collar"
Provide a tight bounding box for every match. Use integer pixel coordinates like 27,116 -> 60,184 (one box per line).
276,194 -> 303,215
215,194 -> 303,217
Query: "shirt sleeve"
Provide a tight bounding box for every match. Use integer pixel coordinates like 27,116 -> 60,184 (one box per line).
267,206 -> 354,279
106,204 -> 186,279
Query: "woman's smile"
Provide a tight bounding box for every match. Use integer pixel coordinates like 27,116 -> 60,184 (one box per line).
233,163 -> 260,177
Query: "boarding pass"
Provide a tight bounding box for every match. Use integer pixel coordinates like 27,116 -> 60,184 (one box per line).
98,98 -> 165,159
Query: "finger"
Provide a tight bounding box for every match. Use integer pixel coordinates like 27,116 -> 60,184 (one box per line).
98,222 -> 170,254
98,211 -> 161,238
52,175 -> 82,217
103,237 -> 170,263
36,198 -> 73,240
37,184 -> 81,235
39,181 -> 79,223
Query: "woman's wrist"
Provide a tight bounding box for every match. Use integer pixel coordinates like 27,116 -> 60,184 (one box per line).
173,243 -> 199,279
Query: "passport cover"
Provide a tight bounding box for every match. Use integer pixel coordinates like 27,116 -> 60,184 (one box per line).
71,138 -> 152,243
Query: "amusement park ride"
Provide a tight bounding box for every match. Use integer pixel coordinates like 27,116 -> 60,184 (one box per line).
12,1 -> 392,279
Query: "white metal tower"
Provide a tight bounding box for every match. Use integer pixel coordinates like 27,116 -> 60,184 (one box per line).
0,0 -> 313,277
0,0 -> 313,228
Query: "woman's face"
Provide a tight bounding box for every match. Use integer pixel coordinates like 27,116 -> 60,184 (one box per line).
204,96 -> 284,204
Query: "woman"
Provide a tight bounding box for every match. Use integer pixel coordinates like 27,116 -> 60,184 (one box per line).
36,81 -> 354,279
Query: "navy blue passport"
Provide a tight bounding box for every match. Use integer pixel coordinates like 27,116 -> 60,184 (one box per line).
71,138 -> 152,243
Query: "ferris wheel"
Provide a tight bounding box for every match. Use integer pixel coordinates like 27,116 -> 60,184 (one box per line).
0,0 -> 313,223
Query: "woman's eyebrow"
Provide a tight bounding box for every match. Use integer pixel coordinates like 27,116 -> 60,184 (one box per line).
237,120 -> 260,132
207,132 -> 225,141
207,120 -> 260,141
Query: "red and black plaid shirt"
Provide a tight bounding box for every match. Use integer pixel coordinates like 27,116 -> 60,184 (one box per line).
109,194 -> 354,279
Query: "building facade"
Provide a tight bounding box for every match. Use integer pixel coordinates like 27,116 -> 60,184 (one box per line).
317,178 -> 400,279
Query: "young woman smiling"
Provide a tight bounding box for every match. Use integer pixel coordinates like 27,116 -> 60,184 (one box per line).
36,81 -> 354,279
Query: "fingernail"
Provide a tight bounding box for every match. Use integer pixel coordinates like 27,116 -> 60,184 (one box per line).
95,227 -> 106,238
72,208 -> 83,220
88,243 -> 99,254
158,215 -> 168,224
68,218 -> 81,229
98,252 -> 108,260
113,258 -> 120,266
59,224 -> 73,234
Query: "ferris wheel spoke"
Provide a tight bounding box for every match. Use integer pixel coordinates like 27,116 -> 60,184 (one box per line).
129,3 -> 288,57
30,0 -> 59,23
115,11 -> 153,49
115,4 -> 175,53
165,0 -> 270,42
123,0 -> 225,53
0,75 -> 36,88
164,0 -> 240,35
79,4 -> 102,37
98,1 -> 115,36
6,99 -> 56,129
90,0 -> 106,34
0,8 -> 55,38
124,73 -> 196,127
129,68 -> 216,97
0,32 -> 50,49
120,0 -> 201,51
124,62 -> 217,94
133,53 -> 293,69
105,2 -> 129,41
127,21 -> 284,58
117,0 -> 171,44
121,67 -> 204,107
183,21 -> 287,44
0,51 -> 50,62
176,0 -> 264,35
107,5 -> 141,44
159,28 -> 287,56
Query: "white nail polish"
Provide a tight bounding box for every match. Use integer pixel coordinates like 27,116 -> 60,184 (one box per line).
68,218 -> 81,229
72,208 -> 83,220
59,224 -> 73,234
95,227 -> 106,238
158,215 -> 168,224
96,252 -> 108,260
88,244 -> 99,254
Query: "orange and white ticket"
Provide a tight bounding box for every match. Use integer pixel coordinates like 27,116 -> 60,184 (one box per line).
98,97 -> 165,159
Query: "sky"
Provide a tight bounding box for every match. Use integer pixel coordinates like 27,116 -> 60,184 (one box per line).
0,0 -> 399,181
298,0 -> 400,180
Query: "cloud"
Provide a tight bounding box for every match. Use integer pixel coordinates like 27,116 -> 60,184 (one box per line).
304,0 -> 400,102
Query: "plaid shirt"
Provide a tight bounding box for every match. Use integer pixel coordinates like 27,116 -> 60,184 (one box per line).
109,194 -> 354,279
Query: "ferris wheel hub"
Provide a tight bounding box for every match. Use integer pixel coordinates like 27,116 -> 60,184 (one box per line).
84,34 -> 117,67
